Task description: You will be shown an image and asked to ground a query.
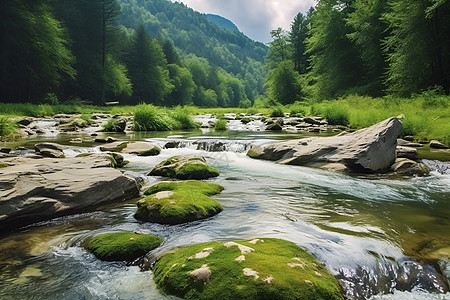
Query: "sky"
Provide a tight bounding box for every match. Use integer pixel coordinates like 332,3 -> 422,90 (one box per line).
173,0 -> 316,43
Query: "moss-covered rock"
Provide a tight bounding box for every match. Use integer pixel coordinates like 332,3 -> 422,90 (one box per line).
153,238 -> 343,300
149,155 -> 219,180
86,232 -> 163,262
0,163 -> 8,168
135,180 -> 224,224
75,153 -> 94,158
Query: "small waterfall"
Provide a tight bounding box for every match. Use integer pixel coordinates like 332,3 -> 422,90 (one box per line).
423,159 -> 450,175
150,138 -> 257,153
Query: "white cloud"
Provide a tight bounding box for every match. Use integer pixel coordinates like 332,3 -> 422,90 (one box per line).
173,0 -> 316,43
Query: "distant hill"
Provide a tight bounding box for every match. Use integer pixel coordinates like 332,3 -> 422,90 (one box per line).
117,0 -> 267,93
206,14 -> 240,33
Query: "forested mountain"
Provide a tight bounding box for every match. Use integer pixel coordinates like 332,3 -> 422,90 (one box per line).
206,14 -> 240,33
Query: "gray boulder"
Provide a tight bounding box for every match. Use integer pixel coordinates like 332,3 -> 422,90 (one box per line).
391,158 -> 430,177
35,142 -> 67,158
396,146 -> 419,161
430,140 -> 449,149
121,142 -> 161,156
0,154 -> 139,229
248,117 -> 402,173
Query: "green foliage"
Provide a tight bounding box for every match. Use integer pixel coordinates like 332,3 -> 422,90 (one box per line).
239,99 -> 252,109
43,93 -> 60,105
133,104 -> 174,131
266,61 -> 303,105
0,117 -> 17,138
86,232 -> 162,261
102,119 -> 123,132
270,106 -> 285,118
135,180 -> 224,224
288,102 -> 309,117
170,106 -> 200,130
153,238 -> 343,300
214,119 -> 228,131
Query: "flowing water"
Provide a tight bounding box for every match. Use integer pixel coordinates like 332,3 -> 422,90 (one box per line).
0,129 -> 449,300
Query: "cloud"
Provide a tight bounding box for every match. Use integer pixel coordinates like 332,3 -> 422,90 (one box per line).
173,0 -> 316,43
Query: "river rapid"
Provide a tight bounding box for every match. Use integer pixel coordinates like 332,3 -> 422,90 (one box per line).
0,128 -> 449,300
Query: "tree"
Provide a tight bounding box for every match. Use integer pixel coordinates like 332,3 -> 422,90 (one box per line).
290,12 -> 311,75
383,0 -> 450,95
266,61 -> 302,105
0,1 -> 75,102
127,25 -> 173,104
166,64 -> 196,106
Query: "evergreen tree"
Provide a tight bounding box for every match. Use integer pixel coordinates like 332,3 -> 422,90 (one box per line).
290,12 -> 310,75
0,0 -> 75,102
266,61 -> 302,105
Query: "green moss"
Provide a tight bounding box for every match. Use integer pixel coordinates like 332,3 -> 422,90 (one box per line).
153,238 -> 343,300
246,149 -> 259,158
135,180 -> 224,224
241,117 -> 252,124
75,153 -> 93,158
138,146 -> 161,157
86,232 -> 163,261
150,155 -> 220,180
0,163 -> 8,168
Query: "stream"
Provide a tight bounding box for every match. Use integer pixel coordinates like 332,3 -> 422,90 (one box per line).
0,128 -> 449,300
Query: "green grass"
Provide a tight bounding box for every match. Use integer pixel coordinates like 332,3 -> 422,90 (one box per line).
0,163 -> 9,168
135,180 -> 224,224
133,104 -> 198,131
153,238 -> 343,300
0,117 -> 18,139
214,119 -> 228,131
86,232 -> 162,262
102,119 -> 124,132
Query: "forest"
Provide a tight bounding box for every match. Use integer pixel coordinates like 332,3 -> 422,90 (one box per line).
0,0 -> 449,108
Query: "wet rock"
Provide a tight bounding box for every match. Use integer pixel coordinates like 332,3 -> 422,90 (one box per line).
135,180 -> 223,224
149,155 -> 219,180
391,158 -> 430,176
430,140 -> 449,149
0,148 -> 11,154
0,154 -> 139,230
35,142 -> 67,158
164,141 -> 179,149
70,138 -> 83,144
396,146 -> 419,161
86,232 -> 162,262
152,238 -> 343,299
266,119 -> 283,131
99,141 -> 128,152
397,139 -> 423,148
122,142 -> 161,156
248,117 -> 402,173
17,119 -> 32,126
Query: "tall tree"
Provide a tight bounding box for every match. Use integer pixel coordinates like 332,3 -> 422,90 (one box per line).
0,0 -> 75,102
383,0 -> 450,95
290,11 -> 311,75
347,0 -> 389,96
127,25 -> 173,104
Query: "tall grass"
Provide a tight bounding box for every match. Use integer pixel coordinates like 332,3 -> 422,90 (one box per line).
0,117 -> 17,139
133,104 -> 198,131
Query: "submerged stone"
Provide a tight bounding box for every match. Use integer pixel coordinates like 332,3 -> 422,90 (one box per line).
153,238 -> 343,300
135,180 -> 224,224
149,155 -> 219,180
86,232 -> 162,262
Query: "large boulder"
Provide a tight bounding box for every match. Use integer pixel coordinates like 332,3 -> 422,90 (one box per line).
0,154 -> 139,229
86,232 -> 162,262
153,238 -> 343,300
248,117 -> 402,173
149,155 -> 219,180
135,180 -> 224,224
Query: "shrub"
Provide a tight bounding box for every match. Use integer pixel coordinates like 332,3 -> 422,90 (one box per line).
102,119 -> 122,132
324,104 -> 350,126
238,99 -> 252,108
133,104 -> 173,131
43,93 -> 59,105
0,117 -> 17,138
270,106 -> 285,117
289,101 -> 308,117
170,106 -> 199,129
214,119 -> 227,130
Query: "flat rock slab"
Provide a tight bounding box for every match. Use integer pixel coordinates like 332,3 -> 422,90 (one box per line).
121,142 -> 161,156
248,117 -> 402,173
0,154 -> 139,230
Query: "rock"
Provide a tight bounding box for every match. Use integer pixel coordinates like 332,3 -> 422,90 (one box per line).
70,138 -> 83,144
248,117 -> 402,173
403,136 -> 414,142
0,154 -> 139,229
430,140 -> 449,149
135,180 -> 224,224
35,142 -> 67,158
121,142 -> 161,156
397,139 -> 423,148
164,141 -> 179,149
17,118 -> 32,126
94,136 -> 117,143
396,146 -> 419,161
266,119 -> 283,131
304,116 -> 323,125
149,155 -> 219,180
153,238 -> 343,300
86,232 -> 162,262
99,141 -> 128,152
0,148 -> 11,154
391,158 -> 430,177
